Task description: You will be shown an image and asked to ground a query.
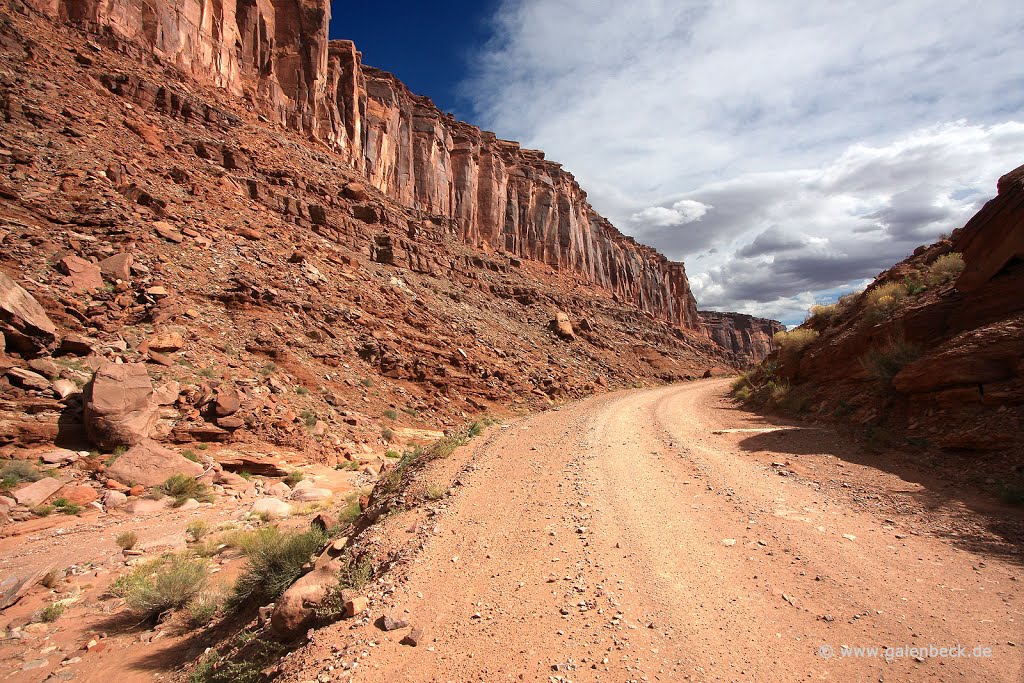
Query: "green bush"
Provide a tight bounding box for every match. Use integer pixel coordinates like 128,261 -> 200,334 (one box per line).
383,409 -> 399,420
40,602 -> 65,622
283,470 -> 304,488
926,252 -> 965,286
230,526 -> 328,606
186,591 -> 220,627
111,554 -> 209,621
52,498 -> 82,515
864,281 -> 910,321
0,460 -> 42,491
159,474 -> 214,507
186,520 -> 211,543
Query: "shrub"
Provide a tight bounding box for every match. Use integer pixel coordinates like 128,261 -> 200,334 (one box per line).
111,554 -> 209,621
0,460 -> 42,484
186,520 -> 212,543
295,385 -> 309,395
40,602 -> 65,622
116,530 -> 139,550
927,252 -> 965,286
424,484 -> 447,500
33,505 -> 54,517
159,474 -> 214,507
384,450 -> 401,459
283,470 -> 304,488
230,526 -> 328,606
864,281 -> 909,320
773,328 -> 819,361
359,377 -> 374,387
52,498 -> 81,515
861,338 -> 921,384
186,591 -> 220,627
381,427 -> 394,442
383,409 -> 399,420
337,498 -> 361,526
182,449 -> 199,463
807,303 -> 842,327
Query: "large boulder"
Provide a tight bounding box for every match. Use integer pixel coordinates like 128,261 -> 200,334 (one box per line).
251,497 -> 292,519
59,256 -> 103,292
270,566 -> 342,638
84,363 -> 160,449
552,311 -> 575,339
12,477 -> 63,507
0,271 -> 57,353
105,439 -> 204,487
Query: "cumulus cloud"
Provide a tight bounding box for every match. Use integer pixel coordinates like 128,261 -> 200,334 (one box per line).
465,0 -> 1024,325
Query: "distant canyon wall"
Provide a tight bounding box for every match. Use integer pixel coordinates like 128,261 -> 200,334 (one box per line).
27,0 -> 701,330
699,311 -> 784,367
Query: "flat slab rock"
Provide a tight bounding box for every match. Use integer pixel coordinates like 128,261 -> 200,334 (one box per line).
13,477 -> 63,507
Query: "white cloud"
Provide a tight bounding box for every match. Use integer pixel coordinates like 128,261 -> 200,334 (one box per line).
466,0 -> 1024,325
629,199 -> 710,227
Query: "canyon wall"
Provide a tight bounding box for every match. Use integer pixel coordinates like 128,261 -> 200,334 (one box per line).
26,0 -> 700,329
699,311 -> 784,367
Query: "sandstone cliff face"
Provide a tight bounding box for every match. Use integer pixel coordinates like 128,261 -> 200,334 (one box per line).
25,0 -> 700,330
699,311 -> 783,367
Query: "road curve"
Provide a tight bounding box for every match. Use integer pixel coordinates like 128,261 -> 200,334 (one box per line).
321,379 -> 1024,682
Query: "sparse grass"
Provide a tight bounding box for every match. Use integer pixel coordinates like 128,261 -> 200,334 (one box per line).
772,328 -> 819,362
383,409 -> 399,420
295,385 -> 309,395
230,526 -> 328,607
182,449 -> 199,463
467,416 -> 499,437
111,553 -> 209,621
40,602 -> 65,622
159,474 -> 214,507
199,367 -> 217,379
424,484 -> 447,500
316,554 -> 374,620
186,520 -> 212,543
105,445 -> 127,467
359,377 -> 374,387
335,460 -> 361,471
185,590 -> 221,627
283,470 -> 304,488
337,497 -> 362,526
52,498 -> 81,515
384,450 -> 400,459
381,427 -> 394,442
860,337 -> 921,384
116,530 -> 139,550
926,252 -> 965,286
300,410 -> 318,428
32,505 -> 54,517
0,460 -> 42,490
260,362 -> 277,376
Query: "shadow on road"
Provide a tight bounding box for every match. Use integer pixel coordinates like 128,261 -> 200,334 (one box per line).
728,404 -> 1024,567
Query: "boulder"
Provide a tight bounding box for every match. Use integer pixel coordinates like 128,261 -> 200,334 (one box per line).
0,272 -> 57,353
265,481 -> 292,498
98,253 -> 133,282
59,255 -> 103,292
152,381 -> 181,405
103,490 -> 128,509
251,497 -> 292,519
54,484 -> 98,506
145,331 -> 184,352
124,497 -> 166,514
552,311 -> 575,339
213,387 -> 241,417
291,487 -> 332,503
39,448 -> 78,465
84,363 -> 160,449
271,566 -> 341,638
13,477 -> 63,507
105,439 -> 204,487
28,358 -> 59,377
7,367 -> 50,391
51,379 -> 78,400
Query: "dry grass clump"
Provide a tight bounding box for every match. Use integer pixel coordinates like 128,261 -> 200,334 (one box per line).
159,474 -> 214,507
111,553 -> 209,621
772,328 -> 819,362
116,530 -> 139,550
926,252 -> 964,286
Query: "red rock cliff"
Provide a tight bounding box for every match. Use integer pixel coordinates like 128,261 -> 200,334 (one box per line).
699,311 -> 784,367
26,0 -> 701,329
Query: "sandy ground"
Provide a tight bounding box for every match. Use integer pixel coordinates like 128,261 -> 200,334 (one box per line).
295,379 -> 1023,682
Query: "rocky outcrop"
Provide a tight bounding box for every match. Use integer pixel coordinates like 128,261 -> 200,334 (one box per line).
699,311 -> 784,367
0,271 -> 57,353
741,164 -> 1024,455
23,0 -> 700,330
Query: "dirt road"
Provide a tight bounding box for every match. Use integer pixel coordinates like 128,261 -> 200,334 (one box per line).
309,379 -> 1024,682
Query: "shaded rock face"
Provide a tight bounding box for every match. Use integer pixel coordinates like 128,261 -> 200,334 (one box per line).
759,164 -> 1024,454
0,271 -> 57,353
25,0 -> 700,331
699,311 -> 784,367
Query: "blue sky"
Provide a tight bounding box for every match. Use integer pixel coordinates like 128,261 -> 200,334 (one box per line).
332,1 -> 1024,327
328,1 -> 497,118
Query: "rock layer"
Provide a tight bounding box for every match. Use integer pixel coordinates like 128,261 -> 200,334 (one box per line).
699,311 -> 784,367
24,0 -> 700,329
